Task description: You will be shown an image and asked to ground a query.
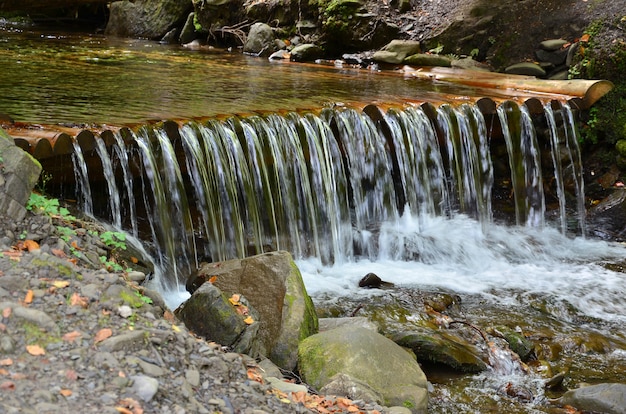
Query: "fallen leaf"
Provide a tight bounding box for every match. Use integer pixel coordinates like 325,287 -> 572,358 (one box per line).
60,389 -> 73,397
62,331 -> 82,343
208,275 -> 217,284
171,324 -> 181,333
130,256 -> 139,264
115,408 -> 133,414
53,280 -> 71,289
0,381 -> 15,390
243,316 -> 254,325
229,294 -> 241,305
117,397 -> 144,414
0,368 -> 8,376
24,290 -> 34,304
51,248 -> 67,258
23,240 -> 40,252
0,358 -> 12,366
580,33 -> 590,43
26,344 -> 46,356
10,373 -> 26,380
163,311 -> 176,323
70,292 -> 88,308
70,240 -> 82,250
2,307 -> 11,318
94,328 -> 113,343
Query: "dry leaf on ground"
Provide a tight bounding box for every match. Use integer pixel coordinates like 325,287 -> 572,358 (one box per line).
26,344 -> 46,356
2,307 -> 11,318
60,389 -> 73,397
94,328 -> 113,343
70,292 -> 89,308
0,358 -> 12,366
23,290 -> 33,304
62,331 -> 82,343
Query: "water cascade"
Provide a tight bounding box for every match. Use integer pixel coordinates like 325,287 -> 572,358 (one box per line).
55,99 -> 586,296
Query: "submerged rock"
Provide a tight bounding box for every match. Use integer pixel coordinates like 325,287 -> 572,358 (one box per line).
391,329 -> 488,373
558,383 -> 626,414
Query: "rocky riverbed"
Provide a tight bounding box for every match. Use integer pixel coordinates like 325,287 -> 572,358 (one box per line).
0,205 -> 390,413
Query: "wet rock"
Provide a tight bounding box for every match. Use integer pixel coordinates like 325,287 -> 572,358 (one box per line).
318,316 -> 378,332
504,62 -> 546,77
358,272 -> 394,288
243,23 -> 276,57
539,39 -> 568,51
404,53 -> 452,67
559,383 -> 626,414
299,326 -> 428,412
0,127 -> 42,221
372,40 -> 421,64
179,12 -> 198,44
290,43 -> 323,62
98,330 -> 147,352
491,326 -> 535,361
130,374 -> 159,402
587,190 -> 626,240
105,0 -> 192,40
320,372 -> 383,404
391,329 -> 488,373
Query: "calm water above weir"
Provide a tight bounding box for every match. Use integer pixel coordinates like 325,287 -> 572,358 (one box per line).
1,26 -> 490,126
4,25 -> 626,414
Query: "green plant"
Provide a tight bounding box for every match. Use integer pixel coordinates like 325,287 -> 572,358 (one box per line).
100,255 -> 124,272
429,43 -> 444,54
134,291 -> 153,305
470,48 -> 480,58
27,193 -> 75,220
100,231 -> 127,250
55,226 -> 76,242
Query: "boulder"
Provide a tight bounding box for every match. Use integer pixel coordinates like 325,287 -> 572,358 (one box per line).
174,282 -> 264,356
504,62 -> 546,77
404,53 -> 452,67
0,127 -> 41,221
290,43 -> 323,62
559,383 -> 626,414
298,326 -> 428,413
391,329 -> 488,373
373,40 -> 421,64
243,23 -> 276,57
105,0 -> 192,40
185,251 -> 317,370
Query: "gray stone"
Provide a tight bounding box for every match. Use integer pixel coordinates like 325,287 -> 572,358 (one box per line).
130,375 -> 159,402
266,377 -> 308,394
504,62 -> 546,77
373,40 -> 421,64
175,282 -> 248,347
318,317 -> 378,332
0,276 -> 29,292
535,48 -> 568,66
391,329 -> 488,373
560,383 -> 626,414
185,369 -> 201,387
243,23 -> 276,57
99,330 -> 147,352
290,44 -> 323,62
12,306 -> 59,335
299,326 -> 428,413
320,373 -> 384,404
105,0 -> 191,40
404,53 -> 452,67
540,39 -> 568,51
187,251 -> 317,371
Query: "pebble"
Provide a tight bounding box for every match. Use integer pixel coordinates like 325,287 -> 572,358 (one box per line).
130,375 -> 159,401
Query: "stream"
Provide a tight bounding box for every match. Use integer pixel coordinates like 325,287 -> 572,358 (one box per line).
3,24 -> 626,413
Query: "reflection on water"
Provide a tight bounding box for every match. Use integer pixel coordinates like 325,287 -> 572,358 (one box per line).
0,26 -> 475,125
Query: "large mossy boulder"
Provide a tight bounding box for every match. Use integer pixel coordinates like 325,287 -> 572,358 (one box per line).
184,251 -> 318,370
372,40 -> 421,64
298,326 -> 428,413
243,23 -> 276,57
105,0 -> 192,40
0,127 -> 41,221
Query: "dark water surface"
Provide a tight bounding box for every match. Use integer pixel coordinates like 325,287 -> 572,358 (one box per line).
0,26 -> 477,126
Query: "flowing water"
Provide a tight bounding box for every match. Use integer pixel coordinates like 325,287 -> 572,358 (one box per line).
3,26 -> 626,413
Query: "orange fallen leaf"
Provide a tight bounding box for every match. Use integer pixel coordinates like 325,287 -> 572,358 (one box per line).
70,292 -> 88,308
94,328 -> 113,343
62,331 -> 82,343
130,256 -> 139,264
580,33 -> 590,43
2,307 -> 11,318
65,369 -> 79,381
60,389 -> 73,397
208,275 -> 218,284
229,294 -> 241,305
0,358 -> 12,366
0,381 -> 15,390
115,407 -> 133,414
0,368 -> 8,376
24,290 -> 34,304
51,248 -> 67,258
163,310 -> 177,323
23,240 -> 40,252
117,397 -> 144,414
10,373 -> 26,380
243,316 -> 254,325
70,240 -> 82,250
26,344 -> 46,356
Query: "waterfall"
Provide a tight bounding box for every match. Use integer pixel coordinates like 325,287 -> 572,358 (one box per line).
68,100 -> 586,289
